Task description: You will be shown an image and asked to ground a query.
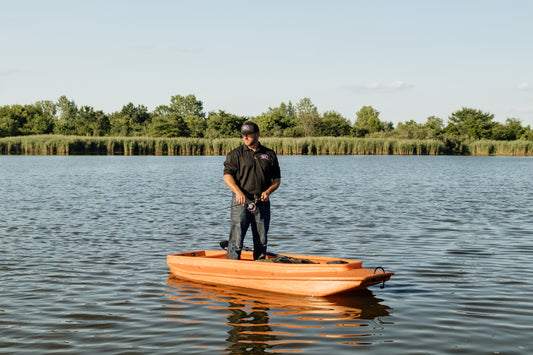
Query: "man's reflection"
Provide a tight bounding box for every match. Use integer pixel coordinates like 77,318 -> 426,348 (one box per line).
225,302 -> 275,354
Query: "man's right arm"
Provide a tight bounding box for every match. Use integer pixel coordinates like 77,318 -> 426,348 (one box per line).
223,174 -> 246,205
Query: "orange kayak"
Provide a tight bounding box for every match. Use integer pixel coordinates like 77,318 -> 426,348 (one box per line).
167,250 -> 394,296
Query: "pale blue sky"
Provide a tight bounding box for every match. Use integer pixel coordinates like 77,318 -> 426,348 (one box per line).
2,0 -> 532,126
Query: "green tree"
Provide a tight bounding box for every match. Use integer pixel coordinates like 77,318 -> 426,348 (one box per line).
150,102 -> 197,137
148,112 -> 188,137
11,105 -> 31,135
505,118 -> 526,140
22,103 -> 55,135
205,110 -> 246,138
0,104 -> 55,136
153,104 -> 172,117
424,115 -> 444,136
393,116 -> 444,140
93,111 -> 111,136
522,126 -> 533,141
395,120 -> 422,139
121,103 -> 151,136
491,118 -> 525,140
109,103 -> 150,136
319,111 -> 352,136
54,96 -> 78,135
35,100 -> 57,118
353,106 -> 389,137
109,112 -> 128,136
394,120 -> 439,140
254,101 -> 297,137
0,105 -> 19,137
0,105 -> 25,136
169,94 -> 205,118
168,94 -> 206,137
446,107 -> 494,139
296,98 -> 319,136
183,115 -> 206,137
254,111 -> 285,137
75,106 -> 110,136
278,101 -> 296,119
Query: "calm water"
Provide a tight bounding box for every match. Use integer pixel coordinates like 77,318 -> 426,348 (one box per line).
1,155 -> 532,354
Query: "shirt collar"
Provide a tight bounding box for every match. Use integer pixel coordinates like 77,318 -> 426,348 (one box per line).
243,142 -> 263,152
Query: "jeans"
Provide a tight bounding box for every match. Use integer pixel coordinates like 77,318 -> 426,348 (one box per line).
226,194 -> 271,260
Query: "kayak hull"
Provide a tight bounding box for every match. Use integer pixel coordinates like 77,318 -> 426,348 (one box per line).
167,250 -> 393,296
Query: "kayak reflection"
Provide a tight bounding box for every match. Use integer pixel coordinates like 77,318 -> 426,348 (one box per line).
165,275 -> 392,353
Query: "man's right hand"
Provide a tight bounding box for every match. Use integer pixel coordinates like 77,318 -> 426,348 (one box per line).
223,174 -> 247,206
235,191 -> 246,206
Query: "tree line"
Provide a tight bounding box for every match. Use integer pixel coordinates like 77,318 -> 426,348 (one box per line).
1,94 -> 532,145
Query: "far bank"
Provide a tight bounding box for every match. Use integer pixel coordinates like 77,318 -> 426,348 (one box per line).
0,135 -> 531,156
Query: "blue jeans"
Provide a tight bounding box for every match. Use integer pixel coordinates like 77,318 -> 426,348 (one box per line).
227,195 -> 271,260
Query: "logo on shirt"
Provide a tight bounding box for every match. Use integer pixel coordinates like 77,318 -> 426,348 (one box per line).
259,154 -> 269,160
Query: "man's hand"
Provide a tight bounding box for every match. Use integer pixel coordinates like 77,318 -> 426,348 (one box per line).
261,178 -> 281,202
235,191 -> 246,205
224,174 -> 247,206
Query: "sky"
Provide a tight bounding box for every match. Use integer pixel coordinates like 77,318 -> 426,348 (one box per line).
1,0 -> 533,126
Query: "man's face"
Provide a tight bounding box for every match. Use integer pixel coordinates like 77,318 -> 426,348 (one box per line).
242,132 -> 259,148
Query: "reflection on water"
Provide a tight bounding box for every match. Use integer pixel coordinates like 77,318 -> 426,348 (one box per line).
165,275 -> 392,353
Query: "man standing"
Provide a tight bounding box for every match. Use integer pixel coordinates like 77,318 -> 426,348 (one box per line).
223,122 -> 281,260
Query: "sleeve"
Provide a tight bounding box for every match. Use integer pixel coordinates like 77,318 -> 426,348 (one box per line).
270,153 -> 281,179
223,151 -> 237,176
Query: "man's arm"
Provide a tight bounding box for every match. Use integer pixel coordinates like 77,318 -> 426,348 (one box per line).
223,174 -> 246,205
261,178 -> 281,202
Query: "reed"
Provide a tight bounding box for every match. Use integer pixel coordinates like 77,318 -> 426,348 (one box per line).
262,137 -> 447,155
467,140 -> 532,156
1,135 -> 531,156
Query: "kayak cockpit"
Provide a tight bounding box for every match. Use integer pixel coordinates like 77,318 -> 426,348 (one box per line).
172,250 -> 360,265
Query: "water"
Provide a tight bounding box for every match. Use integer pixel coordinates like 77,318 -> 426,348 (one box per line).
1,155 -> 532,354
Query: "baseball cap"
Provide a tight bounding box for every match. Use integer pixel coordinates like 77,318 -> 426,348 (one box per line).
241,122 -> 259,134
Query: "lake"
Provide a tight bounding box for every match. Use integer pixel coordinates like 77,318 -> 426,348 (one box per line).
1,155 -> 532,354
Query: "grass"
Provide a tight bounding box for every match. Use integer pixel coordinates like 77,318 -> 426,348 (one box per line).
467,140 -> 532,156
0,135 -> 531,156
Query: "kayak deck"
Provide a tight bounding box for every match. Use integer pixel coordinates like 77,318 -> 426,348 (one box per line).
167,250 -> 393,296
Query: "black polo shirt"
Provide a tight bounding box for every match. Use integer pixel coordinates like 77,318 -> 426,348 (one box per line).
223,143 -> 281,198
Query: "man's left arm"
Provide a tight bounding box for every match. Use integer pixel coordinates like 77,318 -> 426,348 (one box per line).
261,178 -> 281,202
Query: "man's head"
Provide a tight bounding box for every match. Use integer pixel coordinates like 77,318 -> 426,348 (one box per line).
241,122 -> 260,150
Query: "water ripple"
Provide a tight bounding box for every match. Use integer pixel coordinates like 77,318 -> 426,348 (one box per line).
1,156 -> 533,354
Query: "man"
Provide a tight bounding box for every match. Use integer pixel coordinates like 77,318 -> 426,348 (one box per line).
223,122 -> 281,260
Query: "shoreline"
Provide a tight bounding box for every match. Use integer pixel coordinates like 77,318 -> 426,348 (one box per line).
1,135 -> 532,156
